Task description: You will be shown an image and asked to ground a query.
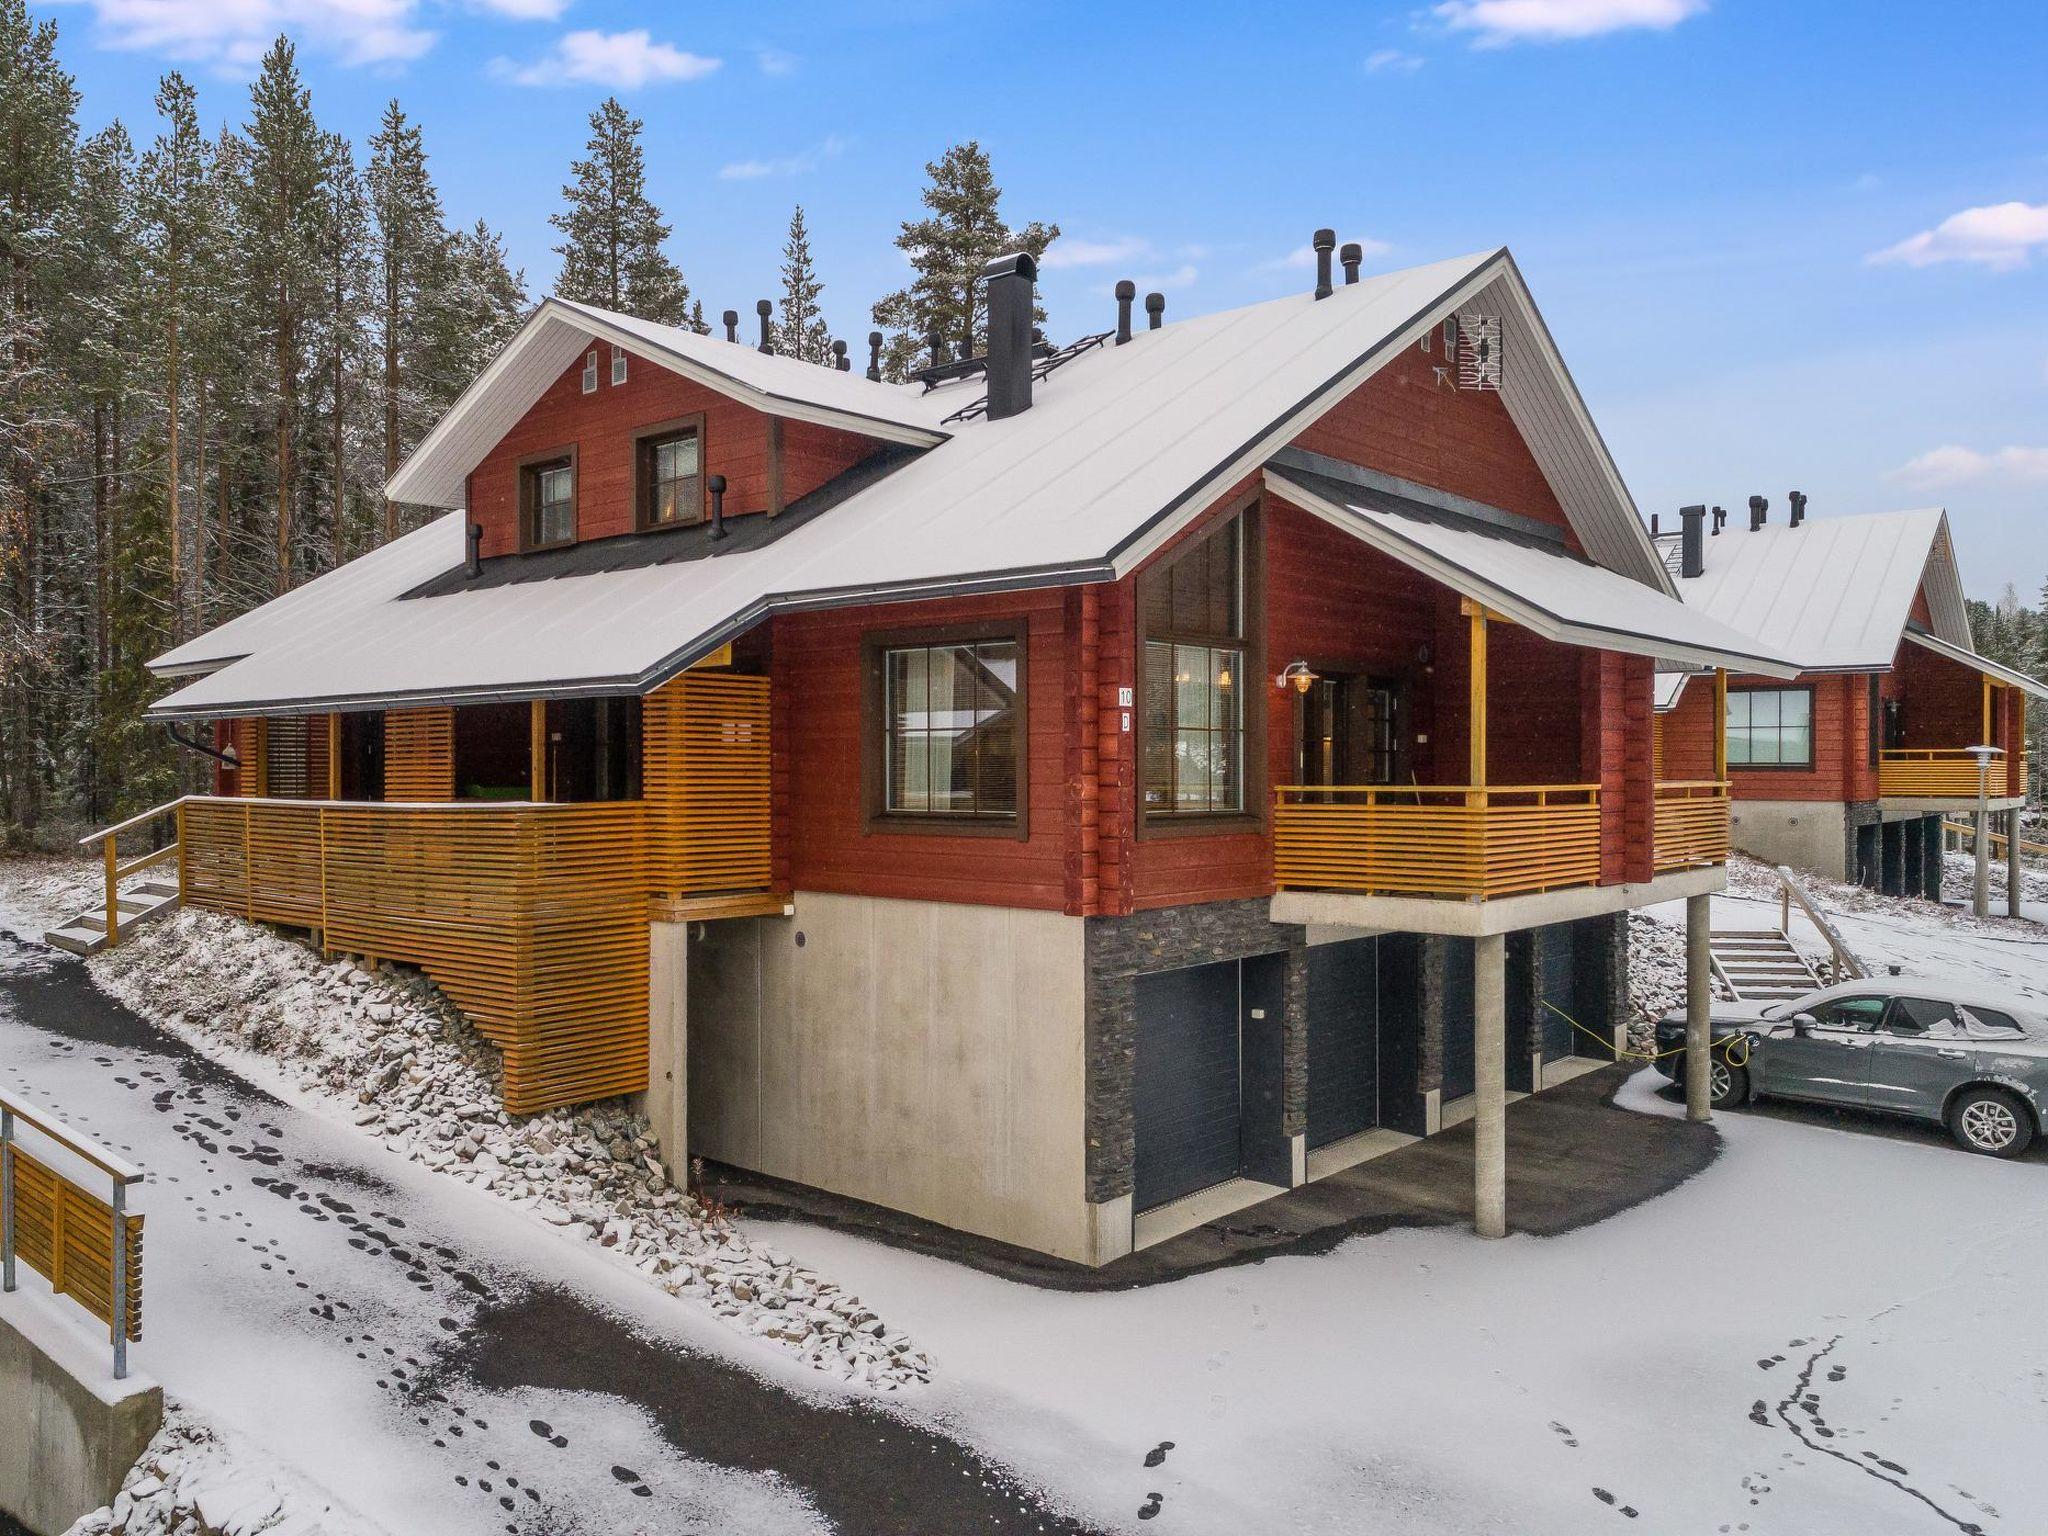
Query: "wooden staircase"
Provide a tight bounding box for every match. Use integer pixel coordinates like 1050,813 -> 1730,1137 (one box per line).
45,876 -> 182,956
1708,929 -> 1821,1002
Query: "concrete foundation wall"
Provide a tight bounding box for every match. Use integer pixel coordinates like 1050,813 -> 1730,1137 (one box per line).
0,1291 -> 162,1536
1729,800 -> 1852,879
683,892 -> 1092,1263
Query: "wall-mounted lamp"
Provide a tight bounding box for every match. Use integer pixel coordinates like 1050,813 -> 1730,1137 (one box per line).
1277,660 -> 1319,695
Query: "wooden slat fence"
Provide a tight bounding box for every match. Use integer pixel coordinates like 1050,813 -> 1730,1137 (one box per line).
384,707 -> 456,801
1653,779 -> 1730,872
6,1146 -> 143,1343
1273,784 -> 1602,899
643,672 -> 773,898
1879,749 -> 1999,798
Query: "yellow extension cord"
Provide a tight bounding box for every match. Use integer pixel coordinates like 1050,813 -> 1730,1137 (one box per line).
1539,998 -> 1752,1069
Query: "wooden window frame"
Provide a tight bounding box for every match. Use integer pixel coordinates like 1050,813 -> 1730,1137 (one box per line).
1135,493 -> 1265,838
610,346 -> 628,386
1725,683 -> 1816,772
860,619 -> 1030,840
632,414 -> 709,533
517,444 -> 578,552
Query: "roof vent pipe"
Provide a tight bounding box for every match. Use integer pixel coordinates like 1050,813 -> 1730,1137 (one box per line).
1340,242 -> 1363,284
465,521 -> 483,579
1789,490 -> 1807,528
1679,504 -> 1706,579
832,339 -> 849,371
866,330 -> 884,381
982,251 -> 1038,421
1115,279 -> 1136,345
756,300 -> 774,355
1313,228 -> 1336,299
1711,505 -> 1726,535
1748,494 -> 1768,531
1145,291 -> 1165,330
707,474 -> 728,540
1650,512 -> 1660,536
722,309 -> 739,343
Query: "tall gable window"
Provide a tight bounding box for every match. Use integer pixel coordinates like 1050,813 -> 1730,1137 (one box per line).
520,447 -> 577,550
1140,511 -> 1250,817
1727,686 -> 1813,769
864,626 -> 1024,830
635,417 -> 704,530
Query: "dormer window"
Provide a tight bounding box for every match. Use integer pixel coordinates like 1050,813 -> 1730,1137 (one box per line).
611,346 -> 628,386
635,416 -> 705,530
520,447 -> 577,550
581,350 -> 598,394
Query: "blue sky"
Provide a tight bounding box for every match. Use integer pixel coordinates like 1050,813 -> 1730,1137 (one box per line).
34,0 -> 2048,603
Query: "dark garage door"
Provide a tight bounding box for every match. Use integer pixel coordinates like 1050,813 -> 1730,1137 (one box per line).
1134,960 -> 1244,1213
1536,923 -> 1578,1061
1439,937 -> 1476,1102
1306,938 -> 1379,1150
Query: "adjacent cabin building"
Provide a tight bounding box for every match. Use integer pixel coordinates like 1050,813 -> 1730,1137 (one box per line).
1653,502 -> 2043,900
132,242 -> 1795,1264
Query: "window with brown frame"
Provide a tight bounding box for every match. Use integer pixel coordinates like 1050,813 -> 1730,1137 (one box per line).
637,420 -> 704,530
864,626 -> 1024,829
521,451 -> 576,549
1726,685 -> 1814,769
1139,512 -> 1249,816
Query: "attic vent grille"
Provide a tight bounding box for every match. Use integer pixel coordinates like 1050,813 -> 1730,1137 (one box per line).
940,331 -> 1113,425
1456,313 -> 1503,392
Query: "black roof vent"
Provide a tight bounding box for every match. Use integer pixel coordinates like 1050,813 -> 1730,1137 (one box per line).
1789,490 -> 1807,528
831,339 -> 849,371
1748,494 -> 1768,531
756,300 -> 773,355
1711,505 -> 1726,535
1313,228 -> 1336,300
866,330 -> 883,381
1145,291 -> 1165,330
1679,504 -> 1705,578
1340,241 -> 1363,284
1115,279 -> 1136,345
722,308 -> 738,343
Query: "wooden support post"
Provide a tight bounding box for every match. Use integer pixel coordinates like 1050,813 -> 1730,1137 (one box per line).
1467,603 -> 1488,790
104,837 -> 119,950
1713,668 -> 1728,782
530,699 -> 548,802
327,712 -> 343,800
1982,675 -> 1994,745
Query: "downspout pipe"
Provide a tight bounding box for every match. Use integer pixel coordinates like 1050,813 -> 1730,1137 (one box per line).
165,720 -> 239,769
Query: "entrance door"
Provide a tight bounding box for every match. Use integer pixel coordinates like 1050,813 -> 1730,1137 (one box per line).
1306,938 -> 1380,1149
1298,675 -> 1400,788
1535,924 -> 1579,1062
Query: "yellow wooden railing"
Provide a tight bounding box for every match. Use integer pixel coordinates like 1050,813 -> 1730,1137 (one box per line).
1273,784 -> 1602,900
77,802 -> 183,950
1879,748 -> 2008,798
2,1089 -> 145,1378
1653,779 -> 1730,872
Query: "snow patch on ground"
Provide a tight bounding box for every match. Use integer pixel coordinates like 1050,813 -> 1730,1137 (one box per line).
1,859 -> 930,1391
63,1399 -> 383,1536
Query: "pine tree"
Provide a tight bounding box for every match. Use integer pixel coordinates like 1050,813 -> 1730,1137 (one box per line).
550,97 -> 689,323
367,99 -> 452,543
870,141 -> 1058,382
775,204 -> 832,365
313,131 -> 371,566
444,218 -> 528,372
237,36 -> 328,596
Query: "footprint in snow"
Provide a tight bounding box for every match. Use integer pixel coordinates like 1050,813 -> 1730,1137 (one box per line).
1591,1488 -> 1639,1518
1550,1421 -> 1580,1448
1137,1493 -> 1163,1521
611,1465 -> 652,1497
1748,1401 -> 1770,1427
1756,1355 -> 1784,1370
1143,1441 -> 1174,1468
1827,1364 -> 1847,1382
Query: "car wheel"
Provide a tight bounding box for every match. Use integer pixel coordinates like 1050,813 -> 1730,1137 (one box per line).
1947,1087 -> 2035,1159
1711,1059 -> 1748,1109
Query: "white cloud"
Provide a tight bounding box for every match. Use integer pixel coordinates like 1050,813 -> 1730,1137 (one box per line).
502,28 -> 720,87
471,0 -> 569,17
1365,48 -> 1424,72
1434,0 -> 1706,46
756,47 -> 796,76
1132,264 -> 1199,292
1869,201 -> 2048,272
716,134 -> 846,180
1040,235 -> 1152,270
66,0 -> 436,70
1890,444 -> 2048,489
1261,235 -> 1394,272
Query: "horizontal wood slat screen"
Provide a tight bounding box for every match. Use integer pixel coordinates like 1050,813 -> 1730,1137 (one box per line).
1273,784 -> 1602,899
385,708 -> 456,801
238,718 -> 267,798
1652,780 -> 1730,872
8,1145 -> 144,1342
644,672 -> 774,898
1878,749 -> 2001,798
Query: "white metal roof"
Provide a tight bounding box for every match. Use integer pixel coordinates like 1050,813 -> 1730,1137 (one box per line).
1651,509 -> 1971,671
151,247 -> 1684,717
1268,471 -> 1801,678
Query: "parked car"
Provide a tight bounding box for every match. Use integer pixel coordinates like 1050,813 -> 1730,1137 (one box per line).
1654,979 -> 2046,1157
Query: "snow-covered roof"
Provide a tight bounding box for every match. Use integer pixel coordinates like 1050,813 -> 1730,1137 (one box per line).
1268,470 -> 1800,678
150,247 -> 1682,718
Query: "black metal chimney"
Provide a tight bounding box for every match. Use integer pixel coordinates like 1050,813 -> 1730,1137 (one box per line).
707,473 -> 728,539
1789,490 -> 1807,528
928,330 -> 946,369
982,251 -> 1037,421
1748,494 -> 1768,531
832,339 -> 849,371
866,330 -> 883,381
1679,505 -> 1705,578
722,308 -> 739,343
1145,291 -> 1165,330
1340,241 -> 1362,284
1115,279 -> 1136,345
465,522 -> 482,579
756,300 -> 774,355
1313,228 -> 1336,300
1650,512 -> 1660,536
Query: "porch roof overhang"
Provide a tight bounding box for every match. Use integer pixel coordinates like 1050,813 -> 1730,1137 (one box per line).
1902,626 -> 2048,702
1265,468 -> 1803,679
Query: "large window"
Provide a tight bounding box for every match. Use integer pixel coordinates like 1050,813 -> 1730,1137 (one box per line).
1140,514 -> 1248,816
521,451 -> 576,549
637,419 -> 704,530
872,633 -> 1022,823
1726,686 -> 1812,768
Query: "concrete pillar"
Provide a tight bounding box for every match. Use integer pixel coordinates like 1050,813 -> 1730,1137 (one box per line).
2009,808 -> 2025,919
646,920 -> 688,1177
1685,892 -> 1713,1123
1974,801 -> 1991,920
1473,932 -> 1507,1240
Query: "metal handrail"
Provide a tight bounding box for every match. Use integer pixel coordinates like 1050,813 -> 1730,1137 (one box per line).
1773,863 -> 1867,983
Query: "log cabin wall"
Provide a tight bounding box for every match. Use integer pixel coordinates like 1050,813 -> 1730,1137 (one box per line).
1894,641 -> 1985,750
466,348 -> 879,559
